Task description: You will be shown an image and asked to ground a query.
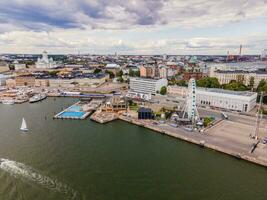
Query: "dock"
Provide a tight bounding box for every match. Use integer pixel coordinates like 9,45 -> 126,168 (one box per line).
90,111 -> 118,124
118,115 -> 267,167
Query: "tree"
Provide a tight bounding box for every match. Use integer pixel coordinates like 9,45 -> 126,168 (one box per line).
134,70 -> 140,77
248,77 -> 255,89
117,76 -> 124,83
160,86 -> 167,95
196,77 -> 220,88
48,70 -> 59,76
129,69 -> 134,77
116,70 -> 123,77
204,117 -> 213,127
94,68 -> 102,74
105,70 -> 115,79
257,79 -> 267,92
222,80 -> 248,91
176,79 -> 187,86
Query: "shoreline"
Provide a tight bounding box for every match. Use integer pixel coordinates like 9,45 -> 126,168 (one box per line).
119,116 -> 267,168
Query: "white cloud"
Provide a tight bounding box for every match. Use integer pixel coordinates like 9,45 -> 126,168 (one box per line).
0,0 -> 267,54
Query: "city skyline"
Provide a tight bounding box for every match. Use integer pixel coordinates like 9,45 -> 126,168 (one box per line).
0,0 -> 267,55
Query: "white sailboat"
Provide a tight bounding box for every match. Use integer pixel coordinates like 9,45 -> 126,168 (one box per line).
20,118 -> 28,132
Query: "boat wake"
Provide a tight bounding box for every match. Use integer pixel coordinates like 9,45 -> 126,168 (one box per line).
0,158 -> 80,200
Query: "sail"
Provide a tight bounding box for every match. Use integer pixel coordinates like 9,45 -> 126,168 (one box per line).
21,118 -> 27,130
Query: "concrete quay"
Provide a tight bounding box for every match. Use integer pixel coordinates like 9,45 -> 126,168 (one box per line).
118,116 -> 267,167
90,111 -> 118,124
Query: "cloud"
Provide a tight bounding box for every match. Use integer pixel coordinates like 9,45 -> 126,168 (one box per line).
0,0 -> 266,54
0,0 -> 266,31
0,29 -> 266,55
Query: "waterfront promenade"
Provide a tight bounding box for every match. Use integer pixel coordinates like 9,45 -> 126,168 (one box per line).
119,115 -> 267,167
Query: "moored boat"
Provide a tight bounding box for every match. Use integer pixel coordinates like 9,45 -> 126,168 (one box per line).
1,99 -> 15,105
29,93 -> 47,103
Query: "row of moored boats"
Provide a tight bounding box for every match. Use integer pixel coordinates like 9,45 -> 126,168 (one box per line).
1,93 -> 47,105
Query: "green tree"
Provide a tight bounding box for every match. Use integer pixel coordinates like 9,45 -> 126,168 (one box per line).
176,79 -> 187,86
160,86 -> 167,95
105,70 -> 115,79
134,70 -> 140,77
222,80 -> 248,91
248,77 -> 255,89
94,68 -> 102,74
204,117 -> 213,127
48,70 -> 59,76
116,70 -> 123,77
117,76 -> 124,83
257,79 -> 267,92
196,77 -> 220,88
129,69 -> 134,77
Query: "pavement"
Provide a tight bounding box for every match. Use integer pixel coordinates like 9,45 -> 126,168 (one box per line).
119,114 -> 267,167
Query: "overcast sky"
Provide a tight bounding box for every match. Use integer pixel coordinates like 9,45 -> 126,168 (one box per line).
0,0 -> 267,55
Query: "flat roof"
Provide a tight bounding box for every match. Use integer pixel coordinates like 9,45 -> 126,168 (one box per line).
130,77 -> 164,82
198,87 -> 256,97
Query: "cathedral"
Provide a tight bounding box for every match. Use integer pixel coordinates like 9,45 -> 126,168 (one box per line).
36,51 -> 57,69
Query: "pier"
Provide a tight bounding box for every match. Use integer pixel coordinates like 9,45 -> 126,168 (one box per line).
90,111 -> 118,124
118,115 -> 267,167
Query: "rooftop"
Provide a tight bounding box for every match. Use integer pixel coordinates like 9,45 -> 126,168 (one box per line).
198,87 -> 256,97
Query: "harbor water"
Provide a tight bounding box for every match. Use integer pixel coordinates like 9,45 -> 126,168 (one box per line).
0,98 -> 267,200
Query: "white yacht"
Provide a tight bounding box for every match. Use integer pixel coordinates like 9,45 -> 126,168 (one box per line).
2,99 -> 15,105
29,93 -> 47,103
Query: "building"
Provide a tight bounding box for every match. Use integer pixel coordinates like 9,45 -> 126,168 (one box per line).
105,63 -> 121,75
261,49 -> 267,60
196,88 -> 257,112
15,75 -> 35,87
211,69 -> 267,88
167,86 -> 187,98
36,51 -> 57,69
129,77 -> 168,95
5,79 -> 16,88
167,85 -> 257,112
138,107 -> 154,120
35,79 -> 49,87
101,96 -> 126,112
183,71 -> 203,81
13,60 -> 26,70
0,74 -> 7,86
139,65 -> 154,78
48,73 -> 109,88
159,66 -> 167,78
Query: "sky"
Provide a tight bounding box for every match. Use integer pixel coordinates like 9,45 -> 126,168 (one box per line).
0,0 -> 267,55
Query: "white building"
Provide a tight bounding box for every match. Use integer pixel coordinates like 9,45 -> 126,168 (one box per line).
167,85 -> 257,112
211,69 -> 267,88
129,77 -> 168,95
261,49 -> 267,60
106,63 -> 120,69
197,88 -> 257,112
0,74 -> 7,86
36,51 -> 57,69
13,60 -> 26,70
